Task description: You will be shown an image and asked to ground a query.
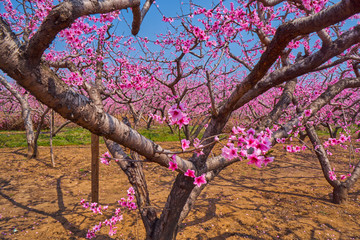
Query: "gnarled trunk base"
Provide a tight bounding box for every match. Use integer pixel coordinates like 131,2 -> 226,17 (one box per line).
332,185 -> 348,204
27,142 -> 38,159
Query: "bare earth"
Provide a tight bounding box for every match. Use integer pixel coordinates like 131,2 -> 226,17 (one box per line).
1,141 -> 360,240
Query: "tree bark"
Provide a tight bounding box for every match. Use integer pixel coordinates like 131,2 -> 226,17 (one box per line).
333,184 -> 348,204
0,76 -> 37,159
91,133 -> 99,202
50,109 -> 55,167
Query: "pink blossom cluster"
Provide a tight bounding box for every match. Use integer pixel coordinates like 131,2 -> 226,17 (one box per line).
190,25 -> 209,41
100,151 -> 114,165
115,58 -> 154,91
148,113 -> 165,123
80,200 -> 109,214
168,155 -> 178,172
323,134 -> 351,149
117,187 -> 137,211
82,187 -> 136,239
328,168 -> 351,181
181,139 -> 190,151
168,103 -> 191,129
184,170 -> 207,188
162,16 -> 174,23
328,169 -> 337,181
167,152 -> 206,187
221,127 -> 274,168
284,144 -> 307,153
62,72 -> 84,86
302,0 -> 328,13
180,138 -> 204,156
193,138 -> 204,156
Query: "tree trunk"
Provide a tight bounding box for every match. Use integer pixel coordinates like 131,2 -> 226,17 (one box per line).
333,184 -> 348,204
0,76 -> 38,159
91,133 -> 100,203
146,116 -> 153,130
50,110 -> 55,167
149,174 -> 195,240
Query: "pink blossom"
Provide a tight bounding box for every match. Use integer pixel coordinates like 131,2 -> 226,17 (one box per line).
100,151 -> 112,165
245,134 -> 257,149
86,48 -> 93,54
108,225 -> 117,236
247,154 -> 264,168
329,170 -> 337,181
247,128 -> 256,135
286,145 -> 292,152
169,161 -> 178,171
168,104 -> 190,129
86,230 -> 96,239
169,107 -> 184,121
177,116 -> 190,129
304,109 -> 312,117
129,202 -> 137,210
255,137 -> 271,152
127,187 -> 135,196
184,169 -> 196,178
193,138 -> 204,156
92,223 -> 101,232
263,156 -> 274,166
221,143 -> 238,160
181,139 -> 190,151
127,195 -> 135,202
115,208 -> 121,215
194,174 -> 207,187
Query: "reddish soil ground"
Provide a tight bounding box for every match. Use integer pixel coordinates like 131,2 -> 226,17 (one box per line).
1,141 -> 360,240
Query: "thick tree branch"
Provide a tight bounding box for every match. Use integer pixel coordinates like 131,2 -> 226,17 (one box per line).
232,25 -> 360,111
132,0 -> 155,35
305,124 -> 340,188
25,0 -> 140,65
219,0 -> 360,116
257,0 -> 285,7
271,77 -> 360,141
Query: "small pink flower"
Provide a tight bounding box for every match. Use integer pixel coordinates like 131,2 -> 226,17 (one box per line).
169,161 -> 178,171
127,195 -> 135,202
194,174 -> 207,187
184,169 -> 196,178
100,152 -> 112,165
247,128 -> 256,135
115,208 -> 121,215
247,154 -> 264,168
127,187 -> 135,196
263,156 -> 274,166
221,144 -> 238,160
129,202 -> 137,210
181,139 -> 190,151
86,48 -> 93,54
108,225 -> 117,236
86,230 -> 96,239
304,109 -> 312,117
329,170 -> 337,181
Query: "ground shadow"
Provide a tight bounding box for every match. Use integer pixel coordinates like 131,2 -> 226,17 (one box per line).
0,175 -> 113,239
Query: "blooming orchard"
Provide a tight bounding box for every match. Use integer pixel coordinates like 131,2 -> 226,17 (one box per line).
1,0 -> 360,239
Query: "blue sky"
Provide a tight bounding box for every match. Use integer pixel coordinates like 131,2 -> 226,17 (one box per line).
122,0 -> 213,38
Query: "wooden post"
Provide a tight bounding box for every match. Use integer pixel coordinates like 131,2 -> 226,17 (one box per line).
50,110 -> 55,167
91,133 -> 99,203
